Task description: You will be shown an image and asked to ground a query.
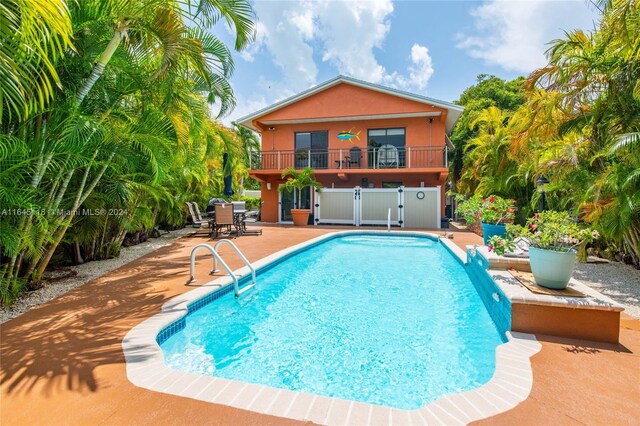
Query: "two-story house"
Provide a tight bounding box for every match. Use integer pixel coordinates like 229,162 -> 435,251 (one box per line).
238,76 -> 463,227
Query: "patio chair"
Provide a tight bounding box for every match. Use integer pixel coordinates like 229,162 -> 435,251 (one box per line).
206,197 -> 227,214
186,202 -> 211,237
213,203 -> 240,238
192,202 -> 206,222
186,202 -> 209,228
231,201 -> 246,211
348,147 -> 362,168
377,144 -> 399,168
231,201 -> 262,236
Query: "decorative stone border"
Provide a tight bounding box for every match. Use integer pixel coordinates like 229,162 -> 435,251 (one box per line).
123,231 -> 541,425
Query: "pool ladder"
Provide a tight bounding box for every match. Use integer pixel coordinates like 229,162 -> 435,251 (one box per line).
187,240 -> 256,297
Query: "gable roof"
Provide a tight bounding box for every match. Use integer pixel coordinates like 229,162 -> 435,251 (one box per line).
237,75 -> 464,134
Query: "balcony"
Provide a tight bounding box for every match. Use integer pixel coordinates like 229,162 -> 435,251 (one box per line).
249,146 -> 448,171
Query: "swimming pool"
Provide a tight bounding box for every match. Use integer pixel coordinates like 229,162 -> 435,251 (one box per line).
159,234 -> 505,409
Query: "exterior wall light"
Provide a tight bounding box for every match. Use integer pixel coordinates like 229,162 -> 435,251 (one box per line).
536,176 -> 549,211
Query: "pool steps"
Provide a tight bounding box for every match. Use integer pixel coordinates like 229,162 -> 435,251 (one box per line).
188,241 -> 256,297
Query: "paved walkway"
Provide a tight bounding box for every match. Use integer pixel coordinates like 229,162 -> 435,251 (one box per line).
1,226 -> 638,425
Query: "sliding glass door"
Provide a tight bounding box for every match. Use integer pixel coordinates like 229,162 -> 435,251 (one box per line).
279,186 -> 312,223
295,131 -> 328,169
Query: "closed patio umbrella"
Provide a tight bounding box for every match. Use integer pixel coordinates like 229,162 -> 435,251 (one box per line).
223,153 -> 234,197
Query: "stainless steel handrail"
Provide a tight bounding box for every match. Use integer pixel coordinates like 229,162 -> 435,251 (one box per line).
213,239 -> 256,290
187,242 -> 255,297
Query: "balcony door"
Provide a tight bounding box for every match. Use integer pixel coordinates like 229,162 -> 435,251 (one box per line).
295,131 -> 328,169
367,128 -> 406,168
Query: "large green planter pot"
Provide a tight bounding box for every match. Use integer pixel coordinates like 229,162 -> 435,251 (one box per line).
529,247 -> 577,289
481,222 -> 507,245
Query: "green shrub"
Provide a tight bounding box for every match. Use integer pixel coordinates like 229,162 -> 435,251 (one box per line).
241,196 -> 261,210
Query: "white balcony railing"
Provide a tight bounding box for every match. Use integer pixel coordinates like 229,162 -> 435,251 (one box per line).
249,146 -> 448,170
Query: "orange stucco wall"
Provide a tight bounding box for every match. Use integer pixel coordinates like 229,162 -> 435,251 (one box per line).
257,82 -> 447,124
259,116 -> 445,153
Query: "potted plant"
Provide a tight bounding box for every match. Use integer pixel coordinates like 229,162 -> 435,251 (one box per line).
279,167 -> 322,226
488,211 -> 599,289
456,195 -> 517,244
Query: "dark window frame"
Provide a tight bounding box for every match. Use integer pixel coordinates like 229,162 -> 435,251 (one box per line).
367,128 -> 406,168
367,127 -> 406,147
294,130 -> 329,169
382,181 -> 403,188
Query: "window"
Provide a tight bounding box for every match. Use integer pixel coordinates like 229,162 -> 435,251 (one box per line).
368,128 -> 406,168
368,128 -> 405,149
295,131 -> 328,168
382,181 -> 403,188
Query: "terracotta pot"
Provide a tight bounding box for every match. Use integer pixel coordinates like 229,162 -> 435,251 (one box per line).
291,209 -> 310,226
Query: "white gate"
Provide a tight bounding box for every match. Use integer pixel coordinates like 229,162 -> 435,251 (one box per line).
314,188 -> 357,225
315,186 -> 440,228
359,187 -> 402,226
403,187 -> 441,228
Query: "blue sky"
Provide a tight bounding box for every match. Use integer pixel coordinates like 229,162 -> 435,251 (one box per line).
214,0 -> 601,124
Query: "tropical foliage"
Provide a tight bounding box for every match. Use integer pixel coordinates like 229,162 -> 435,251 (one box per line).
450,74 -> 526,187
279,167 -> 322,209
0,0 -> 256,304
456,195 -> 517,225
488,211 -> 600,255
513,211 -> 599,252
454,0 -> 640,265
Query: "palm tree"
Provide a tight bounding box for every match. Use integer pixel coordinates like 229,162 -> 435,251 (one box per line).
232,122 -> 260,164
526,0 -> 640,263
74,0 -> 254,116
0,0 -> 257,301
279,167 -> 322,209
0,0 -> 73,121
459,106 -> 515,195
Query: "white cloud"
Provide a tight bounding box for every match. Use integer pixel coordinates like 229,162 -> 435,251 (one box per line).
456,0 -> 598,73
249,0 -> 319,92
286,8 -> 315,40
221,91 -> 270,127
407,44 -> 434,90
314,0 -> 394,83
387,43 -> 434,91
242,0 -> 434,92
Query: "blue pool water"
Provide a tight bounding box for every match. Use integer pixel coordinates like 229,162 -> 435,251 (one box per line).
161,235 -> 505,409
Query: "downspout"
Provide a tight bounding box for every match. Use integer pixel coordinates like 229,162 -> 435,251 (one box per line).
269,126 -> 276,169
429,118 -> 433,163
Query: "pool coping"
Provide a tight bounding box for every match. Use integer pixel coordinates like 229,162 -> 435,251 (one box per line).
122,230 -> 541,425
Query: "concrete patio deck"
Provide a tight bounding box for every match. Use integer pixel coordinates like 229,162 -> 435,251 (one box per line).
1,226 -> 639,425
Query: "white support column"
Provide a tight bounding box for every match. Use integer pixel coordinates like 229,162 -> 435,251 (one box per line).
445,145 -> 448,168
339,148 -> 343,169
314,188 -> 319,225
354,186 -> 361,226
407,147 -> 411,169
399,186 -> 405,228
308,149 -> 311,168
437,185 -> 442,229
